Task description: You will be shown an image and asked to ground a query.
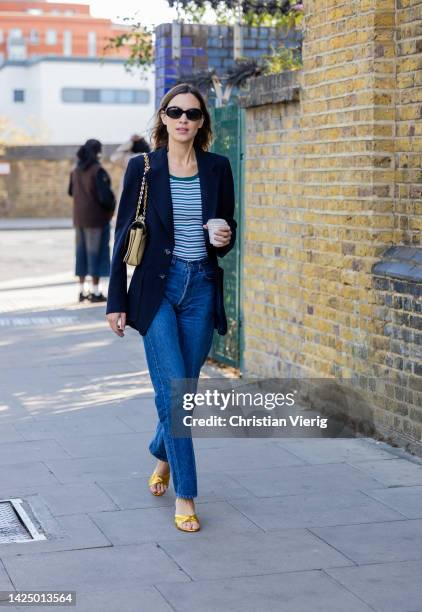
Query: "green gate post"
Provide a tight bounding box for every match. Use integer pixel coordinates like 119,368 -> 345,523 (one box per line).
209,105 -> 244,370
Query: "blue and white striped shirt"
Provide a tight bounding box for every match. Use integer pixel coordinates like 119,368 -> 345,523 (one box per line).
169,174 -> 208,260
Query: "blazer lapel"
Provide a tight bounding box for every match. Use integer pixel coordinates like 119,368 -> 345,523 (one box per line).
147,145 -> 219,243
147,147 -> 173,240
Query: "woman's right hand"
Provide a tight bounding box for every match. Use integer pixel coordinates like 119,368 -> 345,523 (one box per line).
106,312 -> 126,337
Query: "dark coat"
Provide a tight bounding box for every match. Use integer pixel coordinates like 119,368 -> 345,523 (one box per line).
68,162 -> 115,228
106,144 -> 237,336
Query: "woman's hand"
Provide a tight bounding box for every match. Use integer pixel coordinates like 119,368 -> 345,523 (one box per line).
203,223 -> 232,247
106,312 -> 126,337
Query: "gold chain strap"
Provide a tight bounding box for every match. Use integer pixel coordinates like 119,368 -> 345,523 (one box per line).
134,152 -> 150,222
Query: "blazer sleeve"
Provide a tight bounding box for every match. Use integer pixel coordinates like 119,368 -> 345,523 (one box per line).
215,157 -> 237,258
106,156 -> 143,315
95,167 -> 116,212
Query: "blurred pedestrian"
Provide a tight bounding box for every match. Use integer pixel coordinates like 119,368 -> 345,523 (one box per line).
68,138 -> 116,303
110,134 -> 151,202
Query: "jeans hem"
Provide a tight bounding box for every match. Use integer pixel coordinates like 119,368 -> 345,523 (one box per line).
175,493 -> 197,499
149,449 -> 168,462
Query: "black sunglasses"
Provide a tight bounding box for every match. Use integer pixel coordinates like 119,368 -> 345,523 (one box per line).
164,106 -> 203,121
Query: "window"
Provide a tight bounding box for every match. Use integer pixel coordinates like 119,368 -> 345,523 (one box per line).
87,31 -> 96,57
84,89 -> 99,103
61,88 -> 151,105
27,8 -> 43,15
64,10 -> 75,16
46,30 -> 57,45
0,30 -> 3,44
8,43 -> 27,61
9,29 -> 23,40
29,29 -> 39,45
99,89 -> 115,104
13,90 -> 25,103
63,30 -> 72,56
61,89 -> 84,103
135,90 -> 150,104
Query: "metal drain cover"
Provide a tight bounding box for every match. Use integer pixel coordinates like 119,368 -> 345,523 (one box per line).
0,499 -> 46,543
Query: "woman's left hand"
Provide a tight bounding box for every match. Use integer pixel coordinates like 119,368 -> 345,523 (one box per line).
203,223 -> 232,247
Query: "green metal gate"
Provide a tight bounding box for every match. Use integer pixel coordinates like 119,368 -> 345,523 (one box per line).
209,105 -> 244,369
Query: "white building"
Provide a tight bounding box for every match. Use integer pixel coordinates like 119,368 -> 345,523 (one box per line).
0,56 -> 155,144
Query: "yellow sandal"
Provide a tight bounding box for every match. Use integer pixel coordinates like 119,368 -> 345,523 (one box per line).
148,470 -> 170,496
174,513 -> 201,532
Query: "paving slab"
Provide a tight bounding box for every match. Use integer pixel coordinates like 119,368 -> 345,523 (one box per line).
0,511 -> 111,557
229,462 -> 385,498
0,424 -> 25,443
89,501 -> 261,545
192,436 -> 286,450
311,518 -> 422,564
229,489 -> 404,529
0,461 -> 60,488
44,585 -> 174,612
51,432 -> 154,459
116,411 -> 165,433
277,437 -> 398,464
1,543 -> 189,591
43,454 -> 155,484
13,412 -> 154,440
327,559 -> 422,612
195,441 -> 306,472
157,529 -> 353,580
0,561 -> 14,591
28,415 -> 134,436
0,439 -> 70,464
364,485 -> 422,519
0,482 -> 119,517
349,458 -> 422,487
156,570 -> 373,612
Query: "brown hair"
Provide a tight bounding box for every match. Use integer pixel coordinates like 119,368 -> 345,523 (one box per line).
151,83 -> 213,151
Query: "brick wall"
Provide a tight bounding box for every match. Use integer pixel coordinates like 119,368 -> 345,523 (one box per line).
240,0 -> 422,452
395,0 -> 422,243
0,145 -> 124,218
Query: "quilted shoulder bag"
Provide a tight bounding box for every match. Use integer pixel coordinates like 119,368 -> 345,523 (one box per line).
123,152 -> 150,267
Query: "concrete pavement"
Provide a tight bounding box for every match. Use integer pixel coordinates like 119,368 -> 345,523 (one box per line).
0,229 -> 422,611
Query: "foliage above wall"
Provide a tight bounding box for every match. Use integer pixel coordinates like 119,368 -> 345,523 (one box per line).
103,21 -> 154,73
167,0 -> 304,27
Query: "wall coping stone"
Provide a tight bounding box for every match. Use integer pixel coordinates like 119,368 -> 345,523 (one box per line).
1,144 -> 121,161
372,246 -> 422,283
238,70 -> 302,108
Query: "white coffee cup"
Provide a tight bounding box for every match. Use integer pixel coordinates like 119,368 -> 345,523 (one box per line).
206,218 -> 229,246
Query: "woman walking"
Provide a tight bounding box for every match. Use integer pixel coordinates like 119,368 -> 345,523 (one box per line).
68,139 -> 116,303
106,83 -> 236,532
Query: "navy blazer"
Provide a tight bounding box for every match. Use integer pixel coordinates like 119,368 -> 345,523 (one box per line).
106,144 -> 237,336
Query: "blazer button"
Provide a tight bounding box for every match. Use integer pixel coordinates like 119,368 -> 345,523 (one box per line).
158,273 -> 166,279
164,248 -> 171,255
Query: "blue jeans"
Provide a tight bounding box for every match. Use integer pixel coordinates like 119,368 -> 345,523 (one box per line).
141,254 -> 216,499
75,223 -> 111,278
